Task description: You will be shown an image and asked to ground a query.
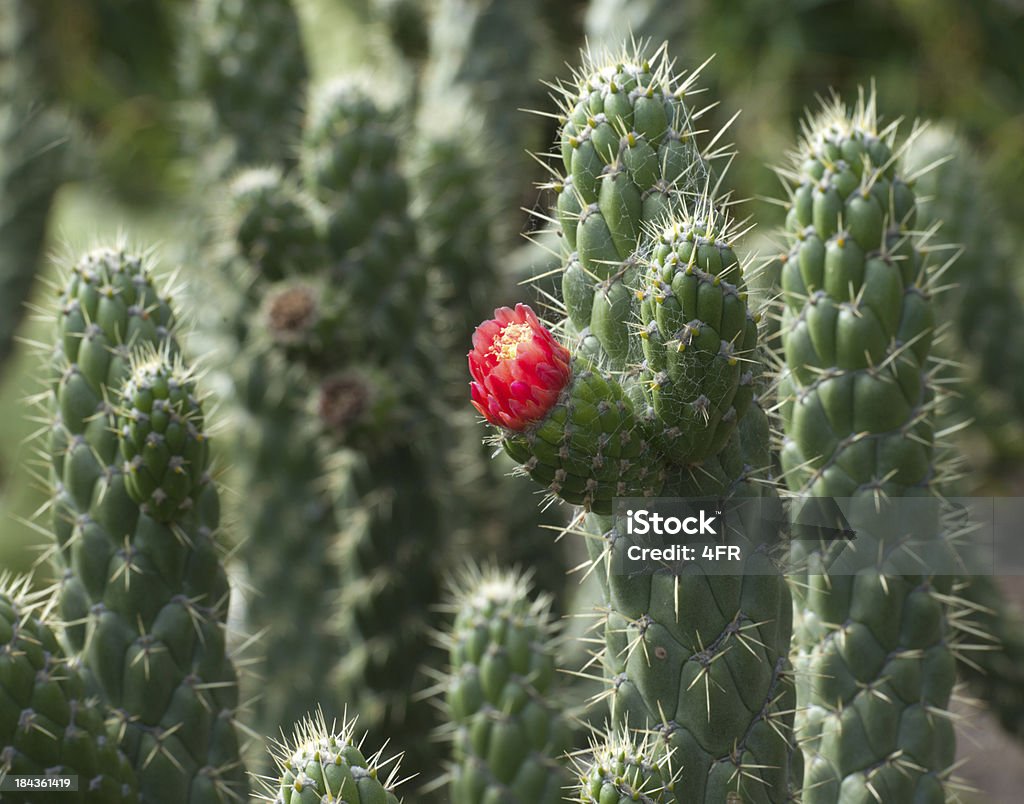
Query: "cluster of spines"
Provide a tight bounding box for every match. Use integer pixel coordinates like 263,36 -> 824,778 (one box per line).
637,203 -> 761,466
570,726 -> 680,803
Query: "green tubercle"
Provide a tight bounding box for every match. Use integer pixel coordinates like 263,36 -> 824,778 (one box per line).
550,43 -> 712,368
778,91 -> 957,803
500,358 -> 667,514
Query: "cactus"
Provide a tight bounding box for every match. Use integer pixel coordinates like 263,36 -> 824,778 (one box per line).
421,0 -> 555,224
776,92 -> 958,802
199,71 -> 450,780
255,709 -> 403,804
0,575 -> 140,802
442,565 -> 571,803
550,45 -> 714,369
233,351 -> 344,750
328,444 -> 445,776
301,77 -> 425,354
196,166 -> 345,751
466,42 -> 795,800
899,125 -> 1024,744
47,245 -> 248,803
191,0 -> 309,166
903,125 -> 1024,442
572,727 -> 679,803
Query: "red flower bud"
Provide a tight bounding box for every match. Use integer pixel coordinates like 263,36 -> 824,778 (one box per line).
468,304 -> 572,431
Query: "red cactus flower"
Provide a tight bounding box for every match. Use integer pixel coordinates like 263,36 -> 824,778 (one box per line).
469,304 -> 572,431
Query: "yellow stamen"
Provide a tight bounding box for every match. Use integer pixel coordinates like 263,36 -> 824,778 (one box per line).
491,323 -> 533,361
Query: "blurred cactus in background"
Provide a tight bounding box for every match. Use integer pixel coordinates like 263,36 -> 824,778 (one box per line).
3,1 -> 1024,802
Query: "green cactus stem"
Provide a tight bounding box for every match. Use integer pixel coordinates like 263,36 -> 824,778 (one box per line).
777,91 -> 958,803
48,245 -> 248,803
0,575 -> 140,803
637,204 -> 761,466
549,44 -> 715,369
192,0 -> 309,166
443,565 -> 571,804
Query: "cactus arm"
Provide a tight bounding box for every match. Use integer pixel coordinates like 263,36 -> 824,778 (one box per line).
776,92 -> 958,803
443,565 -> 571,804
189,0 -> 309,167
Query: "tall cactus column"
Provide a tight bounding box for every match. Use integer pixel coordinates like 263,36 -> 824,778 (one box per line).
776,94 -> 957,802
47,246 -> 248,803
468,44 -> 795,800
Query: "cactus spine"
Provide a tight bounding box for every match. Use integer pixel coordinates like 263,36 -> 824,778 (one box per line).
777,93 -> 958,802
47,246 -> 248,803
443,565 -> 571,803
